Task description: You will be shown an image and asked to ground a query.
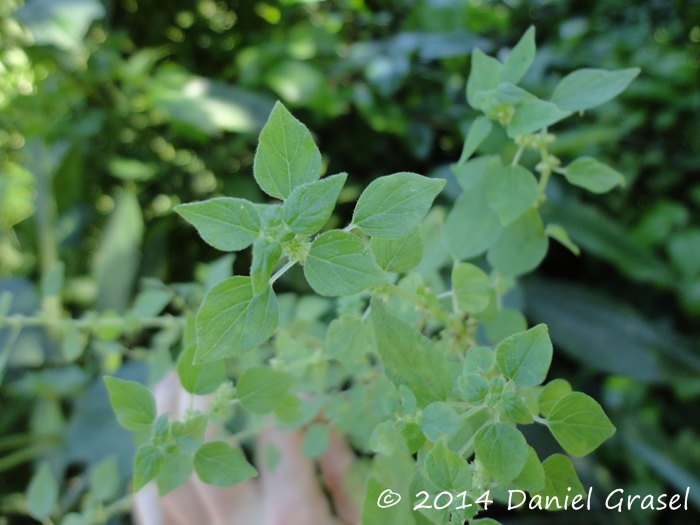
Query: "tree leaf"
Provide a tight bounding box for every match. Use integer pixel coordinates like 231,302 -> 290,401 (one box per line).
458,373 -> 489,404
172,414 -> 208,453
442,175 -> 503,260
546,392 -> 616,457
463,346 -> 495,375
304,230 -> 385,297
487,165 -> 539,226
237,366 -> 296,414
536,454 -> 586,510
27,462 -> 58,519
511,446 -> 545,493
174,197 -> 260,252
250,238 -> 282,296
467,49 -> 502,109
156,452 -> 193,496
506,99 -> 571,138
551,68 -> 641,112
326,315 -> 372,362
370,298 -> 452,407
92,189 -> 143,313
495,324 -> 552,387
370,227 -> 423,274
458,116 -> 493,163
104,376 -> 156,431
282,173 -> 347,235
487,209 -> 548,277
499,26 -> 536,85
474,422 -> 528,487
452,155 -> 501,191
352,172 -> 445,238
424,437 -> 472,490
421,401 -> 464,442
194,441 -> 257,486
195,276 -> 278,363
538,379 -> 572,417
499,392 -> 534,425
302,423 -> 330,458
561,156 -> 625,194
89,456 -> 120,501
253,101 -> 322,199
545,224 -> 580,256
177,342 -> 225,395
453,262 -> 493,314
133,444 -> 164,491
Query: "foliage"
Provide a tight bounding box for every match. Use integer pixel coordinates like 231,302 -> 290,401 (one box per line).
1,0 -> 700,524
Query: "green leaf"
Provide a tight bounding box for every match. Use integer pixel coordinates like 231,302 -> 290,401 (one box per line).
174,197 -> 260,252
484,308 -> 528,343
370,227 -> 423,273
370,298 -> 452,407
463,346 -> 495,375
274,392 -> 303,423
399,385 -> 417,415
282,173 -> 347,235
352,172 -> 445,238
326,315 -> 372,362
458,373 -> 489,405
668,229 -> 700,277
253,101 -> 322,199
500,26 -> 536,85
487,209 -> 548,277
442,176 -> 504,260
302,423 -> 330,458
370,420 -> 402,456
546,392 -> 616,457
421,401 -> 464,442
92,189 -> 143,313
177,342 -> 225,395
538,379 -> 572,418
104,376 -> 156,431
89,456 -> 120,501
551,67 -> 641,112
194,276 -> 278,363
424,438 -> 472,490
506,99 -> 571,137
27,462 -> 58,519
194,441 -> 257,486
511,446 -> 545,493
453,155 -> 501,191
304,230 -> 384,297
536,454 -> 586,510
172,414 -> 208,453
467,49 -> 502,109
62,325 -> 85,362
156,452 -> 194,496
237,366 -> 296,414
495,324 -> 552,387
487,165 -> 539,226
545,224 -> 580,256
474,422 -> 528,487
250,238 -> 282,296
453,262 -> 493,314
133,445 -> 165,491
458,116 -> 493,163
397,420 -> 425,454
561,157 -> 625,194
131,288 -> 173,318
499,392 -> 534,424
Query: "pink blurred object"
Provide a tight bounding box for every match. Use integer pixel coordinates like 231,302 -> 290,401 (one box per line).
131,372 -> 360,525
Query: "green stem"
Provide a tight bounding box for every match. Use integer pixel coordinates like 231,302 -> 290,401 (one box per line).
0,314 -> 184,330
511,144 -> 525,166
269,259 -> 295,285
0,433 -> 61,452
382,284 -> 451,323
0,442 -> 59,473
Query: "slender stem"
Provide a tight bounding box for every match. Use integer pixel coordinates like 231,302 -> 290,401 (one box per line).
0,433 -> 61,452
0,315 -> 184,330
511,144 -> 525,166
0,325 -> 21,387
460,405 -> 488,420
269,259 -> 295,285
342,223 -> 357,233
382,284 -> 451,323
533,415 -> 548,425
92,494 -> 134,524
361,305 -> 371,322
436,291 -> 453,299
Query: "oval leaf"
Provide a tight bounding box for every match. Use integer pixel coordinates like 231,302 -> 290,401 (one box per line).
474,422 -> 529,487
495,324 -> 553,387
104,376 -> 156,431
194,441 -> 258,486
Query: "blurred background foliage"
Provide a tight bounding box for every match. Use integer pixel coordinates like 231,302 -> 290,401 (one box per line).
1,0 -> 699,523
